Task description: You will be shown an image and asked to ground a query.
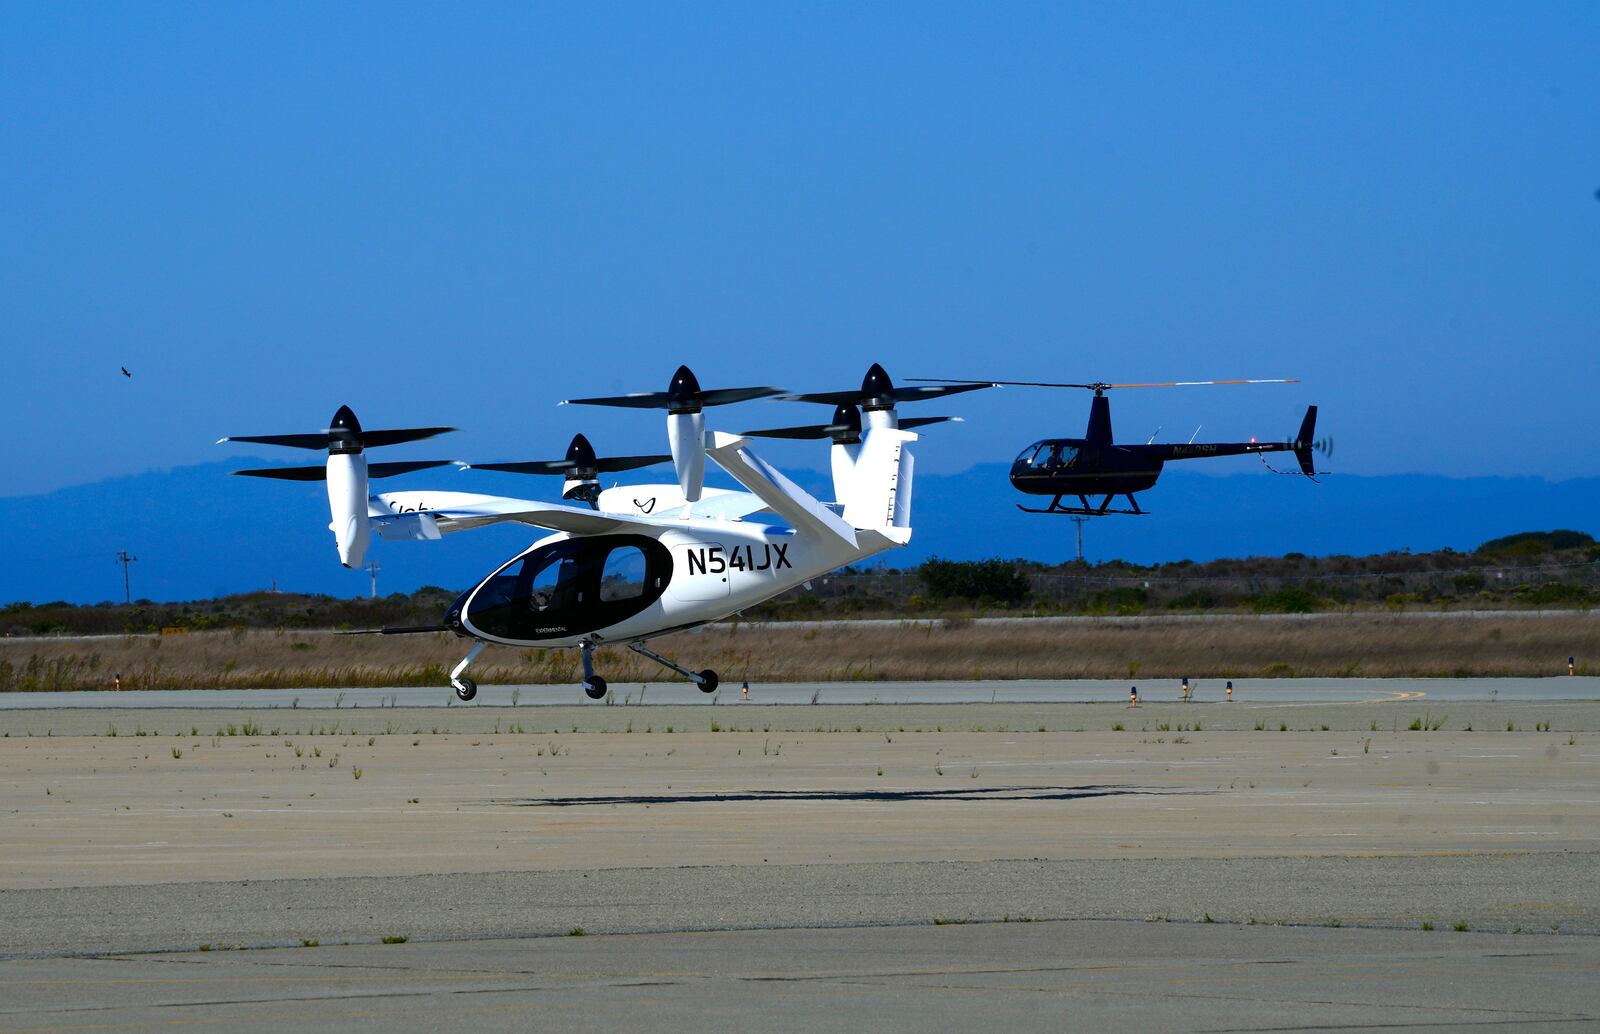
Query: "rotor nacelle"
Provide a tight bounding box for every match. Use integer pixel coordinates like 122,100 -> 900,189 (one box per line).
219,406 -> 455,568
564,365 -> 782,506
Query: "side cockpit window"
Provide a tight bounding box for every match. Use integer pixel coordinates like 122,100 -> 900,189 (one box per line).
599,546 -> 648,602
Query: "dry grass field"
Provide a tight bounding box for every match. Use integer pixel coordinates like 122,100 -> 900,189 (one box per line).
3,611 -> 1595,690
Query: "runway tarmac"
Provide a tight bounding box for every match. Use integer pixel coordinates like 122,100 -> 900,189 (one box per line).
3,687 -> 1597,1030
4,920 -> 1597,1033
6,675 -> 1599,709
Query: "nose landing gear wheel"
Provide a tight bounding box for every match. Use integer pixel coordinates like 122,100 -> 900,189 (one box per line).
583,676 -> 608,701
697,670 -> 719,693
453,678 -> 477,702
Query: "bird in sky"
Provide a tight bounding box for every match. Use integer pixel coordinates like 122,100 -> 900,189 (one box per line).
120,367 -> 131,378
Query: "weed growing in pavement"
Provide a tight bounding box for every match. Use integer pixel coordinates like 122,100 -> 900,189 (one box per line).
381,935 -> 408,944
171,747 -> 183,759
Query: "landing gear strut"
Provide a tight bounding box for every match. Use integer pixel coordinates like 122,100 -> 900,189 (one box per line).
580,639 -> 608,700
451,641 -> 485,702
629,642 -> 719,693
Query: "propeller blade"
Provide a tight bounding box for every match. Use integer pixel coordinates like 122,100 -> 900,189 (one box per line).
698,386 -> 785,407
465,460 -> 576,475
564,388 -> 781,409
898,415 -> 963,430
359,427 -> 456,448
562,391 -> 674,409
367,460 -> 455,479
217,433 -> 334,450
741,423 -> 850,440
774,390 -> 864,407
232,465 -> 328,481
593,453 -> 672,473
464,454 -> 670,476
889,383 -> 990,402
218,407 -> 454,449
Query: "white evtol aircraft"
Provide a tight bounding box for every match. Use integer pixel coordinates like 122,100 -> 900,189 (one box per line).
220,364 -> 984,701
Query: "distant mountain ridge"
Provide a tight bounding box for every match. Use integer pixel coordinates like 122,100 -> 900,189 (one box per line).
1,458 -> 1596,604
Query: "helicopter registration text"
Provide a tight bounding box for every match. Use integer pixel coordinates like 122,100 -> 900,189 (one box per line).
685,543 -> 792,576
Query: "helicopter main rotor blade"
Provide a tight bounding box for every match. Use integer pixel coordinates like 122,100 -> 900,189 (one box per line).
1103,378 -> 1299,389
907,377 -> 1297,390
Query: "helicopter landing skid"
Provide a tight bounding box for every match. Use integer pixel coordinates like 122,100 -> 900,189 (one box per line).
1017,493 -> 1147,516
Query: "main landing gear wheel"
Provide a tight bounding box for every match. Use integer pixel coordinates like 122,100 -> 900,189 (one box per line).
697,670 -> 719,694
584,677 -> 608,701
453,678 -> 477,702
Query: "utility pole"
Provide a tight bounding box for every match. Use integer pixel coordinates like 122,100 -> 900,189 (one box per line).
367,560 -> 381,599
114,550 -> 138,604
1069,516 -> 1088,563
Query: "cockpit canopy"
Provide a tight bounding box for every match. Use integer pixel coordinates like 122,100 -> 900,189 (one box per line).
458,534 -> 673,641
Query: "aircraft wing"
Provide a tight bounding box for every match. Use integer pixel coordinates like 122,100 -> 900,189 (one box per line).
370,491 -> 645,538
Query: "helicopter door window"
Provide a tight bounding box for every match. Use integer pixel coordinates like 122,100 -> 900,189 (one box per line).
599,546 -> 648,602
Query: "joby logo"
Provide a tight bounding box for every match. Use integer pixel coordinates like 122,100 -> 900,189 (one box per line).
633,497 -> 656,514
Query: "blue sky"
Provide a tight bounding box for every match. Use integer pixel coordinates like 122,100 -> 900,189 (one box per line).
3,2 -> 1597,497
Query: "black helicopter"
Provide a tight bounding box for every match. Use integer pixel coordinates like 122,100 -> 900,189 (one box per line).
911,378 -> 1329,516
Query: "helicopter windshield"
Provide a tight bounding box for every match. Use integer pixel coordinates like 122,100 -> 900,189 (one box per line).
1017,442 -> 1078,468
1016,442 -> 1048,465
464,535 -> 672,641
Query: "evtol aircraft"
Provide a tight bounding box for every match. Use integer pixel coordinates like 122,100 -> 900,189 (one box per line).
219,364 -> 984,701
